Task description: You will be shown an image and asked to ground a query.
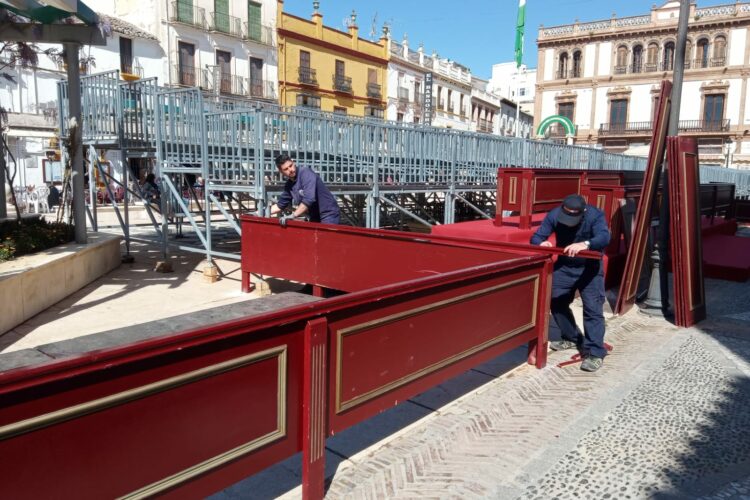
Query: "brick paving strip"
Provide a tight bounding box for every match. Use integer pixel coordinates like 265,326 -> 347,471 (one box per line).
305,309 -> 750,500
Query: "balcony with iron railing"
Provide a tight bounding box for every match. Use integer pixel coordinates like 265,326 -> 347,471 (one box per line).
244,22 -> 274,45
333,74 -> 352,93
171,63 -> 198,87
210,11 -> 242,38
477,118 -> 493,133
120,55 -> 143,81
397,86 -> 409,102
548,122 -> 578,137
298,66 -> 317,85
248,80 -> 276,100
170,1 -> 206,29
367,82 -> 382,99
599,119 -> 731,136
555,69 -> 582,79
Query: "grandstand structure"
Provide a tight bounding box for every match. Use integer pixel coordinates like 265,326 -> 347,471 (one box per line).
57,70 -> 750,265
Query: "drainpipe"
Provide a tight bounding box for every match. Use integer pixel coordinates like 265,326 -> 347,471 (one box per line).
165,0 -> 173,85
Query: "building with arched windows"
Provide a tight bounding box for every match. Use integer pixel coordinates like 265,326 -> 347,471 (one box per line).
535,1 -> 750,168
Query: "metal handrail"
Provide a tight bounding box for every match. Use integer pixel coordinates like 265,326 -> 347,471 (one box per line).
333,74 -> 353,93
243,22 -> 274,45
210,11 -> 242,38
599,119 -> 731,135
298,66 -> 317,85
171,63 -> 198,87
367,83 -> 382,99
170,0 -> 206,29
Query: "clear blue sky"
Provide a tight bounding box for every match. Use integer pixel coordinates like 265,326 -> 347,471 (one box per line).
282,0 -> 731,79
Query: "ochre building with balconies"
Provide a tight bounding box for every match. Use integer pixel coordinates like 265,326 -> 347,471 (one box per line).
535,0 -> 750,168
276,0 -> 388,117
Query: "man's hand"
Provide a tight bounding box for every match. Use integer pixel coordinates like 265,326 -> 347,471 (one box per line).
563,242 -> 589,256
539,241 -> 553,248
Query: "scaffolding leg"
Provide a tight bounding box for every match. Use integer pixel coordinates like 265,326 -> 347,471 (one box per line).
155,172 -> 173,273
122,151 -> 134,263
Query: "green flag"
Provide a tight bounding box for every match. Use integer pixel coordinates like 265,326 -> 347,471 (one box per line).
515,0 -> 526,68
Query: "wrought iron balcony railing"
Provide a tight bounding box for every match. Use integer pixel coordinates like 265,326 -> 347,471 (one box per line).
598,119 -> 731,135
548,122 -> 578,137
248,80 -> 276,100
333,74 -> 352,93
298,66 -> 317,85
120,56 -> 143,79
477,119 -> 493,133
210,11 -> 242,38
397,86 -> 409,102
694,57 -> 710,69
614,65 -> 627,75
711,56 -> 727,67
171,64 -> 197,87
367,82 -> 382,99
556,69 -> 568,79
244,22 -> 274,45
170,1 -> 206,29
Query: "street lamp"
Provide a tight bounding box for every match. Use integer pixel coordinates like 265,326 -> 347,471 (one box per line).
723,139 -> 735,168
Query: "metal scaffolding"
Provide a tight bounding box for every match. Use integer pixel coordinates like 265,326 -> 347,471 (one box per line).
58,70 -> 750,266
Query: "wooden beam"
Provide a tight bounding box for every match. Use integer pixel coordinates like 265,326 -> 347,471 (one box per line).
0,22 -> 106,45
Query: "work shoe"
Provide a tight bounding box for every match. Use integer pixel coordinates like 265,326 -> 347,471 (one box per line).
581,356 -> 603,372
549,339 -> 579,351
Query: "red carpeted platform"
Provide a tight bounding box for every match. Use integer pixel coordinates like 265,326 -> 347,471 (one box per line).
701,215 -> 737,237
702,234 -> 750,282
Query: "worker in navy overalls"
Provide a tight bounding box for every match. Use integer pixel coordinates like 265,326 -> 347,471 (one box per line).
531,194 -> 611,372
270,154 -> 341,225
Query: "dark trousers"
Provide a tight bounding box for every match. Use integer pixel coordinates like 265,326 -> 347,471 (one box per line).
550,262 -> 607,358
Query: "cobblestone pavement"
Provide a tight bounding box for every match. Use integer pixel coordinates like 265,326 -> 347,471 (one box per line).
243,277 -> 750,500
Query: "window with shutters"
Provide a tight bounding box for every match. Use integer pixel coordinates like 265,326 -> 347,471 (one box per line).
247,1 -> 262,42
632,45 -> 643,73
609,99 -> 628,128
713,36 -> 727,67
572,50 -> 582,78
663,42 -> 675,71
697,38 -> 709,68
214,0 -> 229,33
704,94 -> 725,125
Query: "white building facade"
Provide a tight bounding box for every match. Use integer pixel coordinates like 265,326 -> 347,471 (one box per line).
386,39 -> 427,124
0,16 -> 161,190
98,0 -> 278,101
536,1 -> 750,167
489,62 -> 536,116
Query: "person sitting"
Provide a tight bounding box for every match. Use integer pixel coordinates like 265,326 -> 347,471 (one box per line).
141,173 -> 160,202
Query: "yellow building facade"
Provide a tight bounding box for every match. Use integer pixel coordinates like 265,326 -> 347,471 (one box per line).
276,0 -> 388,117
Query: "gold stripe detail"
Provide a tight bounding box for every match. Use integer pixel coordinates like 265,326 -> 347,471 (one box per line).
121,346 -> 288,499
596,194 -> 607,211
509,177 -> 518,204
335,275 -> 539,413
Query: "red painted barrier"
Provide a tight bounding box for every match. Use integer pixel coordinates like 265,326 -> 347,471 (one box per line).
0,217 -> 555,500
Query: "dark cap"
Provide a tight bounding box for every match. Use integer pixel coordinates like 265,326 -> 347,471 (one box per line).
557,194 -> 586,227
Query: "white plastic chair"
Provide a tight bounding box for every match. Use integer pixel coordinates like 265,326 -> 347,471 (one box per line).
35,186 -> 50,213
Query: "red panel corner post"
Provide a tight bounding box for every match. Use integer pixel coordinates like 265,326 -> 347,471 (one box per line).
494,167 -> 504,226
302,317 -> 328,500
519,170 -> 534,230
528,259 -> 552,368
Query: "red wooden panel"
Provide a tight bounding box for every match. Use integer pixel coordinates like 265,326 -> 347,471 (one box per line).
615,80 -> 672,315
583,172 -> 624,186
241,217 -> 523,292
533,175 -> 581,209
667,136 -> 706,327
581,184 -> 627,255
326,265 -> 544,430
0,329 -> 305,499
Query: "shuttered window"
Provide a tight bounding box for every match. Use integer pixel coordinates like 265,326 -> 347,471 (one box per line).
247,1 -> 262,41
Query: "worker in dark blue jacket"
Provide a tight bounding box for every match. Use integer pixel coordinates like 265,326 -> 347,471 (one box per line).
531,194 -> 611,372
270,154 -> 340,225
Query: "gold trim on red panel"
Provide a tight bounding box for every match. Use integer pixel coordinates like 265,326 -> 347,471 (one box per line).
509,177 -> 518,204
334,275 -> 540,413
0,346 -> 289,499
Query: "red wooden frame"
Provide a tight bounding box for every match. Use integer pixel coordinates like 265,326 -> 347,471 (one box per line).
494,168 -> 640,230
0,217 -> 560,500
615,80 -> 672,315
667,136 -> 706,327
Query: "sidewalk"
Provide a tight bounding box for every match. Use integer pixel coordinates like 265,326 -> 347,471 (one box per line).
2,233 -> 750,499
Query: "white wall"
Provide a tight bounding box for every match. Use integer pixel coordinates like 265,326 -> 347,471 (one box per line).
584,44 -> 596,78
730,28 -> 747,66
544,49 -> 554,81
541,90 -> 556,119
727,78 -> 743,125
628,84 -> 654,122
594,87 -> 609,129
679,81 -> 703,121
575,89 -> 593,129
597,42 -> 612,76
